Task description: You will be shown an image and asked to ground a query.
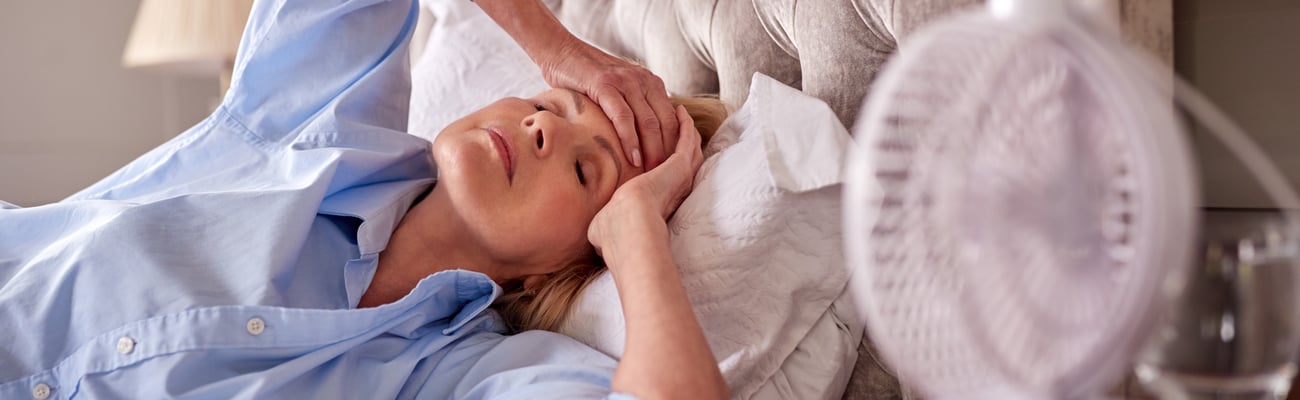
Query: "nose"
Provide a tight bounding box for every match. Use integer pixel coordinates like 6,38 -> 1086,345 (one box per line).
523,112 -> 564,158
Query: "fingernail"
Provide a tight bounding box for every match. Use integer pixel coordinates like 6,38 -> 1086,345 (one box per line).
632,149 -> 643,168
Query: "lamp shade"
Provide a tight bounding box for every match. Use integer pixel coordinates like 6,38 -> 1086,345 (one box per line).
122,0 -> 254,76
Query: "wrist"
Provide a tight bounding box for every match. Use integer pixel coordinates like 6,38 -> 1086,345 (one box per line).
601,219 -> 671,276
475,0 -> 580,73
531,33 -> 586,81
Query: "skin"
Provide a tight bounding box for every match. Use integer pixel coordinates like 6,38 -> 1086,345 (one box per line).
358,89 -> 727,399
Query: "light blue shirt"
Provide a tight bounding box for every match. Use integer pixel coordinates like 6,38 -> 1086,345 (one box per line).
0,0 -> 633,398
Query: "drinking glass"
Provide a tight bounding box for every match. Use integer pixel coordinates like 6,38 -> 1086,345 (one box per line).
1135,210 -> 1300,400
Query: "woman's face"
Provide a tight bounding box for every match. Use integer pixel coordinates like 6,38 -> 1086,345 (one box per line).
431,89 -> 639,275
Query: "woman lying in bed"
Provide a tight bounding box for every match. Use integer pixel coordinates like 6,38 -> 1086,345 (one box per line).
0,1 -> 727,399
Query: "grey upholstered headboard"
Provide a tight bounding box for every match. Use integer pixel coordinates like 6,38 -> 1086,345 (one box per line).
549,0 -> 957,129
550,0 -> 1170,130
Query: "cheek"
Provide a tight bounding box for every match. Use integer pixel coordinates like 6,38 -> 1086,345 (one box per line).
435,157 -> 593,263
431,128 -> 493,190
523,189 -> 591,239
498,185 -> 591,257
431,132 -> 507,240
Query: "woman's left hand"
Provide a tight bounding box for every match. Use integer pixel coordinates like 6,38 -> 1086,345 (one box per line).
475,0 -> 678,171
542,36 -> 679,172
587,105 -> 702,265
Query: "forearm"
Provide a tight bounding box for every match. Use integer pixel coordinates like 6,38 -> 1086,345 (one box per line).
473,0 -> 578,68
606,234 -> 728,400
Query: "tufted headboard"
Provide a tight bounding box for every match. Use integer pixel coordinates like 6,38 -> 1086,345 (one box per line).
550,0 -> 1170,129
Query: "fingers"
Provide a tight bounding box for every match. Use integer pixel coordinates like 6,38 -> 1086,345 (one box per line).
593,85 -> 641,167
643,77 -> 678,170
546,43 -> 678,173
674,105 -> 701,161
622,87 -> 665,172
589,66 -> 676,172
647,105 -> 702,218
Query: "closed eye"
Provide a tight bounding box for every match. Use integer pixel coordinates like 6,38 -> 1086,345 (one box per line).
535,101 -> 564,116
575,161 -> 587,186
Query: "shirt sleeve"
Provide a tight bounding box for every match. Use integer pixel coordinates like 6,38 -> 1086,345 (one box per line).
224,0 -> 418,144
63,0 -> 427,203
451,331 -> 642,400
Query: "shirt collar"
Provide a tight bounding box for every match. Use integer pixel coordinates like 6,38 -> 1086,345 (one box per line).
443,270 -> 504,334
378,269 -> 506,337
319,178 -> 435,255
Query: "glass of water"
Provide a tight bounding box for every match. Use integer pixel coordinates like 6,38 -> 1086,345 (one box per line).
1136,210 -> 1300,400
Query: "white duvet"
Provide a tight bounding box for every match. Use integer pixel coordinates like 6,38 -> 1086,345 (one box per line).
408,2 -> 861,399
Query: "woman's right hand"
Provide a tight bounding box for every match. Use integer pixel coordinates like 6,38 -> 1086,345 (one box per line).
587,105 -> 703,268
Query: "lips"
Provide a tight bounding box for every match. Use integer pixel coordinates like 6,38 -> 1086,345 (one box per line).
487,126 -> 515,183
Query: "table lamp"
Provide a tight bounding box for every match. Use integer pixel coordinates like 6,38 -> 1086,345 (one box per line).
122,0 -> 254,96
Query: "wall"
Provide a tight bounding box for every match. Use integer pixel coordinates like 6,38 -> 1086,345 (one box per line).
2,1 -> 1295,208
0,1 -> 214,207
1177,0 -> 1300,209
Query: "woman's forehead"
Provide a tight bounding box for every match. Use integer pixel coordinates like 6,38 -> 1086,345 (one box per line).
532,89 -> 641,184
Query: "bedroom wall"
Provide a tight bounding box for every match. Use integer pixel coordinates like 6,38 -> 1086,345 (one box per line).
0,1 -> 215,207
1177,0 -> 1300,209
1,1 -> 1294,209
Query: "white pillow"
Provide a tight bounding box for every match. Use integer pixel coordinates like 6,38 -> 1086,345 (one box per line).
408,3 -> 857,398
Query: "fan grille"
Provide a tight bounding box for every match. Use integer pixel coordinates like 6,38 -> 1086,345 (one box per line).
846,10 -> 1195,398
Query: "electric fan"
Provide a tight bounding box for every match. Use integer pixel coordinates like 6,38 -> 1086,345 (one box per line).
841,0 -> 1300,398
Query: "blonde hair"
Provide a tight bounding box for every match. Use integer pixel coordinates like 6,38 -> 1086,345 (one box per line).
492,95 -> 730,333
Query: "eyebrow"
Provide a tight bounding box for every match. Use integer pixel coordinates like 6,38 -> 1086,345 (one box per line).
567,90 -> 586,114
593,135 -> 623,188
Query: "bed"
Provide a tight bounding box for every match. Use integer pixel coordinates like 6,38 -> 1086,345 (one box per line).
404,1 -> 1171,399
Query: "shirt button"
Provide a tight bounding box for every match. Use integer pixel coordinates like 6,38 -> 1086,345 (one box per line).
116,336 -> 135,354
246,317 -> 266,335
32,383 -> 50,400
